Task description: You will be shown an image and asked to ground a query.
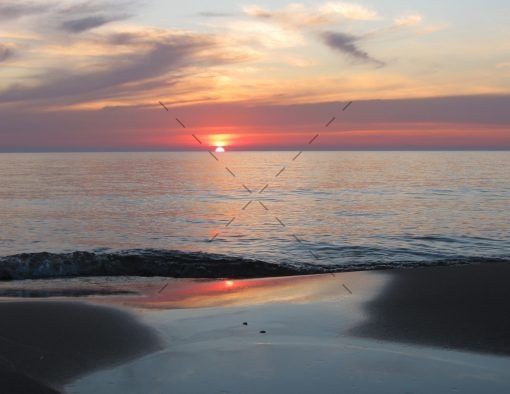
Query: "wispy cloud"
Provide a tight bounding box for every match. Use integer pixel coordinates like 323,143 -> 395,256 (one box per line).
0,1 -> 53,20
0,0 -> 132,32
241,2 -> 385,67
0,43 -> 14,62
243,2 -> 379,25
362,12 -> 445,39
321,31 -> 384,67
318,2 -> 379,21
394,14 -> 423,27
60,14 -> 128,33
0,32 -> 209,101
0,27 -> 258,109
225,20 -> 304,49
56,1 -> 132,33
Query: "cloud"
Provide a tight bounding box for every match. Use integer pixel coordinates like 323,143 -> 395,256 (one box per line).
0,44 -> 14,62
1,95 -> 509,152
242,5 -> 272,19
60,15 -> 126,32
321,31 -> 384,67
0,1 -> 53,20
394,14 -> 423,27
318,2 -> 379,21
243,2 -> 379,26
0,1 -> 132,33
57,1 -> 133,33
363,12 -> 445,39
226,21 -> 304,49
0,29 -> 249,106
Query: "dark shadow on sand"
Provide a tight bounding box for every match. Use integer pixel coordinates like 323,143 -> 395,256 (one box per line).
0,301 -> 163,394
351,262 -> 510,356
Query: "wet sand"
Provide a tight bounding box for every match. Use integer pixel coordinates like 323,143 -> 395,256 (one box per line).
2,262 -> 510,393
68,263 -> 510,394
353,262 -> 510,355
0,301 -> 163,394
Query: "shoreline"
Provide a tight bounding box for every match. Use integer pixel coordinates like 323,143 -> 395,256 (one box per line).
1,249 -> 509,281
1,261 -> 510,393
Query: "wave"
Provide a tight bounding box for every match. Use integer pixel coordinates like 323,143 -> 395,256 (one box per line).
1,249 -> 510,280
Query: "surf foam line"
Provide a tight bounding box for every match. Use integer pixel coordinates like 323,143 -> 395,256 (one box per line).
1,250 -> 509,280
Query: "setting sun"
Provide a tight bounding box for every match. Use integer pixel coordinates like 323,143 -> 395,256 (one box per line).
215,146 -> 225,153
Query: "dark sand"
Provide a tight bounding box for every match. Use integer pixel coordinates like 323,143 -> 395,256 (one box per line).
0,301 -> 163,394
0,288 -> 136,298
353,262 -> 510,355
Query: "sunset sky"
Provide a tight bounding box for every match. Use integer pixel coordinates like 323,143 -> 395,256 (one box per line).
1,0 -> 509,150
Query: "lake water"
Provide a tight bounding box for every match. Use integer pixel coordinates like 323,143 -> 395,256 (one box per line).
0,151 -> 509,274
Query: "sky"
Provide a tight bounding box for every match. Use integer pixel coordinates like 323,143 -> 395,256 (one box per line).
0,0 -> 509,151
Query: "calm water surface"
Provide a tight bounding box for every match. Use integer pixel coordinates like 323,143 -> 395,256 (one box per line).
0,151 -> 509,268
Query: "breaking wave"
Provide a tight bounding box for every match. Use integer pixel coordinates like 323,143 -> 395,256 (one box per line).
1,249 -> 509,280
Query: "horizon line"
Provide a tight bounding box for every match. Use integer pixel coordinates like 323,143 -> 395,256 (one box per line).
1,148 -> 509,154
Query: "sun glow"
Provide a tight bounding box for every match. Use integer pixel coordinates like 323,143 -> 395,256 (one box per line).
215,146 -> 225,152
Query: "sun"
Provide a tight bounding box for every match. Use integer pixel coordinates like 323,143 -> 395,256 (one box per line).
215,146 -> 225,153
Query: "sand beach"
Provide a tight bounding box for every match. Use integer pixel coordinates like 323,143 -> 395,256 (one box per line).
1,262 -> 510,393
